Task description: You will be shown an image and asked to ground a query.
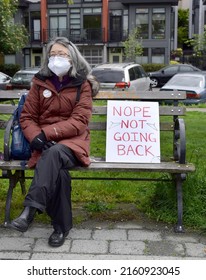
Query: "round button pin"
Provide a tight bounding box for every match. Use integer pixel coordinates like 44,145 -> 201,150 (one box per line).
43,89 -> 52,98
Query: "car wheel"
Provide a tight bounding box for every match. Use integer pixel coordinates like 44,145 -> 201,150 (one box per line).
150,78 -> 159,88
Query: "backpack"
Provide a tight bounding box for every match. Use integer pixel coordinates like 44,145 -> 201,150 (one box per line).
11,93 -> 31,160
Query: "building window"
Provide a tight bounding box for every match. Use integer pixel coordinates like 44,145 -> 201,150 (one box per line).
29,12 -> 41,41
49,9 -> 67,14
70,9 -> 81,29
136,8 -> 149,39
204,10 -> 206,25
33,19 -> 41,40
151,48 -> 165,63
110,10 -> 123,41
152,8 -> 166,39
48,8 -> 67,38
49,16 -> 67,38
81,48 -> 102,68
34,56 -> 41,67
48,0 -> 67,3
123,9 -> 129,40
69,9 -> 81,41
83,8 -> 102,41
83,0 -> 101,2
136,48 -> 148,64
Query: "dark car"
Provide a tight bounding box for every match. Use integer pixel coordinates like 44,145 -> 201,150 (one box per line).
0,72 -> 11,90
6,68 -> 40,90
148,64 -> 201,88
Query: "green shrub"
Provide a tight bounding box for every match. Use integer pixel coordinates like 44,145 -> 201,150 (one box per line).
142,63 -> 166,72
0,64 -> 21,77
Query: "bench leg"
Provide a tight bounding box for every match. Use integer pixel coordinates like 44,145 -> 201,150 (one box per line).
4,171 -> 25,227
174,173 -> 186,233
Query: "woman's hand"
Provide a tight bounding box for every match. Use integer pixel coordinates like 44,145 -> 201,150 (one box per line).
30,132 -> 47,151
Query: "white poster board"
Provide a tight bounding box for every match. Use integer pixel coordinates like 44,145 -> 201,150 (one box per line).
106,100 -> 160,163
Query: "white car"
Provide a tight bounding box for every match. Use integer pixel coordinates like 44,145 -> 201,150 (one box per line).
0,72 -> 11,90
160,72 -> 206,104
91,63 -> 151,92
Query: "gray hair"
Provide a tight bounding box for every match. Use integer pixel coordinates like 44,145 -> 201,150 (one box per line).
40,37 -> 91,77
39,37 -> 99,96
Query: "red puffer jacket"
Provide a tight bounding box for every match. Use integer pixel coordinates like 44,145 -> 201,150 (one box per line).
20,73 -> 93,168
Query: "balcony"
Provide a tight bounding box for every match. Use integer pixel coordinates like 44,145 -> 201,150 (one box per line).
42,28 -> 105,44
29,28 -> 128,45
109,30 -> 128,42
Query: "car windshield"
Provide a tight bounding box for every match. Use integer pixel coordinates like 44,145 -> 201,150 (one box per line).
12,73 -> 34,83
92,69 -> 125,83
167,75 -> 204,88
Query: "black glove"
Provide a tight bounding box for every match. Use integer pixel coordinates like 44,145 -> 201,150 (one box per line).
43,141 -> 56,150
30,132 -> 47,151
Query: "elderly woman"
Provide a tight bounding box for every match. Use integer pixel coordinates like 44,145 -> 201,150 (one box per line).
9,37 -> 99,247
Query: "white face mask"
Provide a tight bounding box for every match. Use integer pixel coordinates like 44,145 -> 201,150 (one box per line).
48,56 -> 71,77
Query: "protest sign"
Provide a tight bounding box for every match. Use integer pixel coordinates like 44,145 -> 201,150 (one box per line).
106,100 -> 160,163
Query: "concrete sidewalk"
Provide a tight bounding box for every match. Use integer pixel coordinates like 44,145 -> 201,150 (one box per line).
0,219 -> 206,260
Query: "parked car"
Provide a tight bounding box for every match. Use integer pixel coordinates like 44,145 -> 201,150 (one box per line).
148,64 -> 201,88
0,72 -> 11,90
160,72 -> 206,104
6,68 -> 40,90
91,62 -> 151,92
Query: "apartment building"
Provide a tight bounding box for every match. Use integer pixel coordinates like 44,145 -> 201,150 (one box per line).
8,0 -> 179,68
179,0 -> 206,38
190,0 -> 206,37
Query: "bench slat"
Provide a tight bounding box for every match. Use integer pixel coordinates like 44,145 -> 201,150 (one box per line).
0,90 -> 26,100
0,104 -> 186,116
0,90 -> 186,101
0,105 -> 17,114
94,90 -> 186,100
0,160 -> 195,173
0,90 -> 186,102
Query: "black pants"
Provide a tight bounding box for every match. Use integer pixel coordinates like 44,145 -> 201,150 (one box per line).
24,144 -> 79,233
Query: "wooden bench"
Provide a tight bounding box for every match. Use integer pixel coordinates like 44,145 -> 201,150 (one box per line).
0,90 -> 195,233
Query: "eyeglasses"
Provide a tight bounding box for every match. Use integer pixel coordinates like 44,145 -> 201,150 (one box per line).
49,52 -> 70,58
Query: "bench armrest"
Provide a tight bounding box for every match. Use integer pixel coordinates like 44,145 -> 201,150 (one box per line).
174,118 -> 186,164
3,116 -> 14,161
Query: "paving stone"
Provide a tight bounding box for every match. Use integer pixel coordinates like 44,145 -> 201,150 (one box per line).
71,240 -> 108,254
0,237 -> 34,251
128,230 -> 162,241
110,240 -> 145,255
115,223 -> 143,230
185,242 -> 206,258
146,241 -> 185,257
69,229 -> 92,240
93,229 -> 127,241
0,252 -> 31,260
165,234 -> 198,243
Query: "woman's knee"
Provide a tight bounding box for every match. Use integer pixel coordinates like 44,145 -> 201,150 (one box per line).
41,144 -> 78,168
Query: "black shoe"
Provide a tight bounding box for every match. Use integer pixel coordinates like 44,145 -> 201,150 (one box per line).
48,230 -> 69,247
9,206 -> 36,232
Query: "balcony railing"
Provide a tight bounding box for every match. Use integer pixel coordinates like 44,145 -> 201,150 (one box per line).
43,28 -> 105,44
29,28 -> 129,44
109,30 -> 128,42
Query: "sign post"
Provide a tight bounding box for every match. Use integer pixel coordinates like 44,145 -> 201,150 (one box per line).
106,100 -> 160,163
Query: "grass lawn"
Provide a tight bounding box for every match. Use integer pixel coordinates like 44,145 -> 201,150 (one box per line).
0,110 -> 206,230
